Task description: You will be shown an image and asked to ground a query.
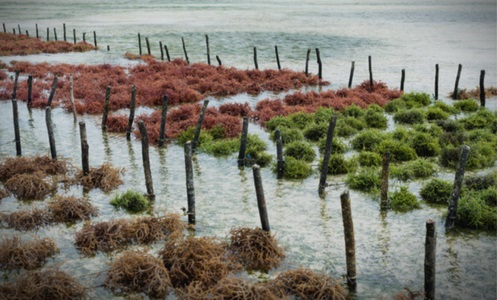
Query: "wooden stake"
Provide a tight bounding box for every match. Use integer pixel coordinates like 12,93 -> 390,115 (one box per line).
164,45 -> 171,62
159,41 -> 164,61
101,86 -> 111,130
216,55 -> 222,66
435,64 -> 439,100
340,190 -> 357,291
45,107 -> 57,160
36,24 -> 39,38
182,37 -> 189,64
12,99 -> 21,156
184,141 -> 195,225
318,115 -> 337,195
17,24 -> 21,35
25,30 -> 29,37
205,34 -> 211,65
145,37 -> 151,55
46,76 -> 58,107
63,23 -> 66,41
83,32 -> 86,43
46,27 -> 49,41
275,129 -> 284,179
107,45 -> 110,51
69,74 -> 77,122
479,70 -> 485,107
158,95 -> 169,147
138,120 -> 154,198
191,100 -> 209,153
93,31 -> 97,48
445,145 -> 470,232
305,48 -> 310,76
380,152 -> 390,210
73,28 -> 76,44
11,70 -> 20,100
316,48 -> 322,79
400,69 -> 405,91
253,164 -> 270,232
2,23 -> 5,33
425,219 -> 437,300
253,47 -> 258,70
452,64 -> 462,99
79,121 -> 89,176
53,28 -> 57,41
126,85 -> 137,141
238,117 -> 249,168
27,75 -> 33,108
138,33 -> 142,55
275,45 -> 281,70
368,55 -> 373,88
348,61 -> 355,88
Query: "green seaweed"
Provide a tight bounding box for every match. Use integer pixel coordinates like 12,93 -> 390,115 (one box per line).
110,190 -> 150,213
420,178 -> 453,204
390,186 -> 420,212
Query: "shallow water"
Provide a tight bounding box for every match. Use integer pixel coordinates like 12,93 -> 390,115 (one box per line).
0,0 -> 496,299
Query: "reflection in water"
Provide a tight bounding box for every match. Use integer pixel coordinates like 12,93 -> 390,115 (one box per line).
126,139 -> 138,173
101,131 -> 112,163
379,210 -> 390,257
444,235 -> 461,285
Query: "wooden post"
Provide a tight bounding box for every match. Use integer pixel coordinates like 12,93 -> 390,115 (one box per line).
316,48 -> 322,80
12,100 -> 21,156
45,107 -> 57,160
275,45 -> 281,70
73,29 -> 76,44
253,164 -> 270,232
13,28 -> 15,35
340,190 -> 357,291
25,30 -> 29,37
318,115 -> 337,195
275,129 -> 284,179
46,76 -> 58,107
305,48 -> 311,76
452,64 -> 462,100
17,24 -> 21,35
53,28 -> 57,41
46,27 -> 49,41
36,24 -> 39,38
445,145 -> 470,232
425,219 -> 436,300
435,64 -> 439,100
191,100 -> 209,153
107,45 -> 110,51
63,23 -> 66,41
69,74 -> 77,122
253,47 -> 258,70
3,23 -> 6,33
479,70 -> 485,107
145,37 -> 151,55
368,55 -> 373,89
159,41 -> 164,61
138,33 -> 142,55
11,70 -> 19,100
238,117 -> 249,168
182,37 -> 189,64
400,69 -> 405,91
216,55 -> 222,66
137,121 -> 154,198
348,61 -> 355,88
79,121 -> 89,176
126,85 -> 137,141
158,95 -> 169,147
380,152 -> 390,210
164,45 -> 171,62
83,32 -> 86,43
27,75 -> 33,108
93,31 -> 97,47
101,86 -> 111,130
184,141 -> 195,225
205,34 -> 211,65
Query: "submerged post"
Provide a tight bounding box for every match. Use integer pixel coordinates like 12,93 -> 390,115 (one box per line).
318,115 -> 338,195
253,47 -> 258,70
79,121 -> 89,176
305,48 -> 311,76
400,69 -> 405,91
275,129 -> 284,179
164,45 -> 171,62
216,55 -> 222,66
145,37 -> 151,55
93,31 -> 97,47
368,55 -> 373,88
158,95 -> 169,147
275,45 -> 281,70
12,100 -> 21,156
102,86 -> 111,130
45,107 -> 57,160
182,37 -> 189,64
253,164 -> 270,232
316,48 -> 322,80
191,100 -> 209,153
126,85 -> 137,140
159,41 -> 164,61
63,23 -> 66,41
184,141 -> 195,225
452,64 -> 462,100
479,70 -> 485,107
435,64 -> 439,100
425,219 -> 437,300
27,75 -> 33,108
348,61 -> 355,88
238,117 -> 249,168
138,121 -> 154,198
340,190 -> 357,291
445,145 -> 470,232
205,34 -> 211,65
138,33 -> 142,55
380,152 -> 390,210
46,76 -> 58,107
69,74 -> 77,122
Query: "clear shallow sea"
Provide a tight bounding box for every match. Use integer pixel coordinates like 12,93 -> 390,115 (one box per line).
0,1 -> 496,299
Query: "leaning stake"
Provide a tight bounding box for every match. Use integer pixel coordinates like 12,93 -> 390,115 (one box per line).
316,48 -> 322,79
205,34 -> 211,65
45,107 -> 57,160
238,117 -> 249,168
138,33 -> 142,56
275,45 -> 281,70
12,99 -> 21,156
318,115 -> 337,195
184,141 -> 196,225
340,190 -> 357,292
101,86 -> 111,130
216,55 -> 222,66
425,219 -> 437,300
182,37 -> 189,64
69,74 -> 77,122
138,121 -> 154,198
445,145 -> 470,232
145,37 -> 151,55
191,100 -> 209,153
348,61 -> 355,88
452,64 -> 462,100
126,85 -> 137,141
158,95 -> 169,147
46,75 -> 58,107
253,47 -> 259,70
79,121 -> 89,176
253,164 -> 270,232
11,70 -> 19,100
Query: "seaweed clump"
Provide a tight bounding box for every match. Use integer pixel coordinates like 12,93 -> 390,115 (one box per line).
0,235 -> 58,271
48,195 -> 98,222
0,208 -> 53,231
420,178 -> 453,204
76,163 -> 123,192
4,171 -> 56,200
104,250 -> 172,298
0,268 -> 86,299
228,227 -> 285,272
110,190 -> 150,213
389,186 -> 420,212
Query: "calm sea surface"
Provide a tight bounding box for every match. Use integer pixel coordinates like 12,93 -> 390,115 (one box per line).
0,1 -> 496,299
